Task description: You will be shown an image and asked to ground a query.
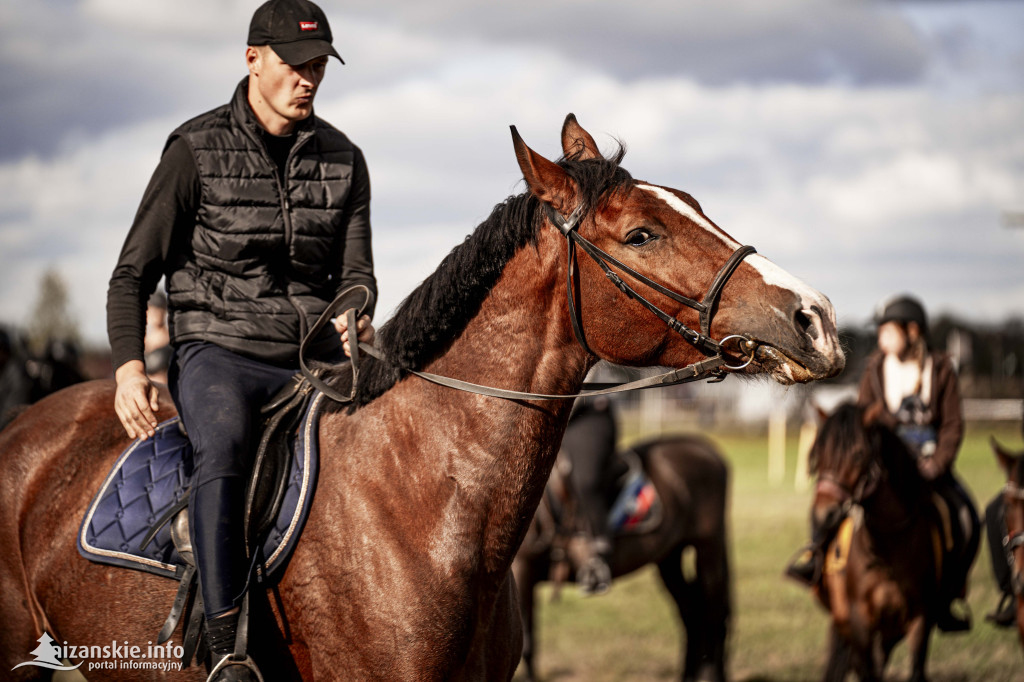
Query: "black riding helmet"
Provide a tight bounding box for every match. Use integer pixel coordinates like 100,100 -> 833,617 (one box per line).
874,294 -> 928,334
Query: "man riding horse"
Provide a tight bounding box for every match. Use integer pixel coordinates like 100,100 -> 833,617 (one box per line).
787,294 -> 981,633
106,1 -> 376,677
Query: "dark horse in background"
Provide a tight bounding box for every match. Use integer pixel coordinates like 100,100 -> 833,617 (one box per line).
514,433 -> 730,682
808,404 -> 978,682
0,115 -> 844,680
0,332 -> 85,431
991,437 -> 1024,652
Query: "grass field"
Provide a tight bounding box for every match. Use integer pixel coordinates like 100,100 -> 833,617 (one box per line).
513,417 -> 1024,682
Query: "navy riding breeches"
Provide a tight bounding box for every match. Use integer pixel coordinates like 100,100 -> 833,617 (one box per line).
169,341 -> 297,618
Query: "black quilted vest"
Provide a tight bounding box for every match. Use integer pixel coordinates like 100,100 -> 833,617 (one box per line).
166,80 -> 365,364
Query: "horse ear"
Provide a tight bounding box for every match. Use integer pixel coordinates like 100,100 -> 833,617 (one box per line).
560,113 -> 602,161
810,401 -> 828,423
991,436 -> 1020,478
511,125 -> 575,213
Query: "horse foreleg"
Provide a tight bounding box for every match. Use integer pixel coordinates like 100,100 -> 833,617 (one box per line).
694,536 -> 730,682
905,616 -> 932,682
511,558 -> 537,682
822,624 -> 851,682
656,545 -> 705,682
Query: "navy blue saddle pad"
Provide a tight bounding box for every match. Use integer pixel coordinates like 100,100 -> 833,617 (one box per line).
77,391 -> 327,580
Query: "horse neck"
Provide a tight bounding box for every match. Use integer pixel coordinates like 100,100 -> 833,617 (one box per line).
860,467 -> 923,537
332,226 -> 594,577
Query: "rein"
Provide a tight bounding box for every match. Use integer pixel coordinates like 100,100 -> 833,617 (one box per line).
301,198 -> 761,404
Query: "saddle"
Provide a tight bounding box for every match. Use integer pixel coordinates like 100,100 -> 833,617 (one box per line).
822,492 -> 968,588
545,448 -> 663,539
77,372 -> 340,667
606,449 -> 662,535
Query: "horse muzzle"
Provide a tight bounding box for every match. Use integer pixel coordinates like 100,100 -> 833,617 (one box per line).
734,299 -> 845,385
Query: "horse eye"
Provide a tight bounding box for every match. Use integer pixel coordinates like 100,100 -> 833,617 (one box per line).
625,228 -> 656,247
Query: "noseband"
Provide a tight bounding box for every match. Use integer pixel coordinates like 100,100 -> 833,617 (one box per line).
816,459 -> 884,510
545,203 -> 758,368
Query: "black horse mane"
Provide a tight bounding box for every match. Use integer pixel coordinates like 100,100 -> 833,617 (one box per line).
810,403 -> 923,496
327,144 -> 632,411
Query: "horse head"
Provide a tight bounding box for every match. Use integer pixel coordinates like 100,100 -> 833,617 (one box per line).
511,114 -> 845,385
807,404 -> 888,530
992,437 -> 1024,601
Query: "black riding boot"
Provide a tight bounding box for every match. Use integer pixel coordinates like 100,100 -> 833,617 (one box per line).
577,536 -> 612,596
191,480 -> 261,680
785,545 -> 823,587
205,611 -> 260,682
934,544 -> 973,632
785,509 -> 846,587
934,585 -> 972,632
934,473 -> 979,633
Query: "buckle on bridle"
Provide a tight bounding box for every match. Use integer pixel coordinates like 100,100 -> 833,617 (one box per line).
547,203 -> 586,235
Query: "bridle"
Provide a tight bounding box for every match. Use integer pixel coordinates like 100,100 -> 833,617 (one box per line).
1003,481 -> 1024,596
543,202 -> 757,365
301,196 -> 762,404
815,457 -> 884,512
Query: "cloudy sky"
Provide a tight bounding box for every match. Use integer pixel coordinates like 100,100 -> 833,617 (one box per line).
2,0 -> 1023,348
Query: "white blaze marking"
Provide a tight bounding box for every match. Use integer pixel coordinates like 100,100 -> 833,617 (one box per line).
637,183 -> 825,308
638,184 -> 738,248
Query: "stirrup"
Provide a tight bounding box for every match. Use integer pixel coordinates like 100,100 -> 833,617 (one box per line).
207,654 -> 264,682
784,546 -> 821,587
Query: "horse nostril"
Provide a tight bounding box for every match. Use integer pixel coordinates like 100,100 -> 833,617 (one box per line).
795,308 -> 819,341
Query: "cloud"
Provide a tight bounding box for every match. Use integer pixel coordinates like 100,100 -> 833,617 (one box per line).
2,0 -> 1024,349
4,50 -> 1023,344
4,0 -> 987,161
341,0 -> 932,85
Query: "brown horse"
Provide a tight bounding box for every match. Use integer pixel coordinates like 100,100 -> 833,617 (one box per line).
0,115 -> 844,680
513,434 -> 730,682
809,403 -> 971,682
991,437 -> 1024,651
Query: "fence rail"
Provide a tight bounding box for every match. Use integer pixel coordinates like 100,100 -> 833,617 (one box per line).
962,398 -> 1023,422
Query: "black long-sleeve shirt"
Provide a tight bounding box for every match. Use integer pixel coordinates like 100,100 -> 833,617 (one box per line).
107,138 -> 199,370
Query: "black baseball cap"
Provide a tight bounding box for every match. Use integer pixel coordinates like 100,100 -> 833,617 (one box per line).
248,0 -> 344,66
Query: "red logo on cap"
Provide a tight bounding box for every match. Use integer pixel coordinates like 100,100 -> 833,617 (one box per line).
299,21 -> 318,31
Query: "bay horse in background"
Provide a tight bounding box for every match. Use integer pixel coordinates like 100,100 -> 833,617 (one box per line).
809,403 -> 976,682
513,433 -> 730,682
0,115 -> 844,680
991,437 -> 1024,651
